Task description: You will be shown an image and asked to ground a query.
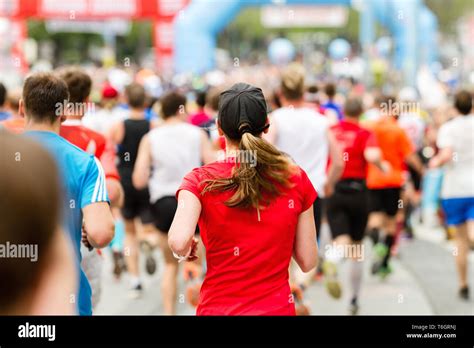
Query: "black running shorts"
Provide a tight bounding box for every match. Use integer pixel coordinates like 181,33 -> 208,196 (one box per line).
121,184 -> 154,224
151,196 -> 178,233
407,163 -> 422,191
326,180 -> 369,242
368,187 -> 401,217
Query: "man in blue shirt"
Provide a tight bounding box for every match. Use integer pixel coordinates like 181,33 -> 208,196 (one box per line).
20,72 -> 115,315
323,83 -> 344,121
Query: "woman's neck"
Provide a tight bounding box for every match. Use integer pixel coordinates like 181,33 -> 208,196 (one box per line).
225,140 -> 239,154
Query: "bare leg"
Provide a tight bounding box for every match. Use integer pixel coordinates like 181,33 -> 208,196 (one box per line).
385,215 -> 397,237
367,212 -> 384,244
124,219 -> 139,278
141,223 -> 160,247
467,220 -> 474,248
158,232 -> 179,315
454,223 -> 469,289
367,212 -> 384,231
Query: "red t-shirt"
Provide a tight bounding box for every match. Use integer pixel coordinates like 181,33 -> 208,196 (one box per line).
331,120 -> 376,180
177,161 -> 317,316
60,123 -> 120,180
189,110 -> 212,127
60,123 -> 106,157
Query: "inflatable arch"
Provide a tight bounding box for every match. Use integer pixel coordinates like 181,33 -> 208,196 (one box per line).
174,0 -> 437,85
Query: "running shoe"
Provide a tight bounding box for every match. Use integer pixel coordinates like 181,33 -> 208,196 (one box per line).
459,286 -> 469,300
371,243 -> 388,275
377,264 -> 393,280
349,297 -> 359,315
322,260 -> 342,299
128,283 -> 143,299
140,240 -> 157,275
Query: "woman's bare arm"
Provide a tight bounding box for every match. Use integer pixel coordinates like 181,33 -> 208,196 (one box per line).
168,190 -> 202,256
293,206 -> 318,272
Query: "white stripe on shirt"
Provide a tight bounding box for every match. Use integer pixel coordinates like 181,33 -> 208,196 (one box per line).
91,160 -> 101,203
92,157 -> 107,203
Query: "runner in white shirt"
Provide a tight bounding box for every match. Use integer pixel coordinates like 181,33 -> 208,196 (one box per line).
265,64 -> 344,302
429,90 -> 474,300
266,63 -> 344,234
133,91 -> 215,314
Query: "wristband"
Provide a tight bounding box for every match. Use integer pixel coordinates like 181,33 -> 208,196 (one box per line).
172,247 -> 192,263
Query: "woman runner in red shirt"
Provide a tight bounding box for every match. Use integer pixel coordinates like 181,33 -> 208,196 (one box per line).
168,83 -> 318,315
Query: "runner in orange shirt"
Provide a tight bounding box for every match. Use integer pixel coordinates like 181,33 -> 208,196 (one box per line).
363,95 -> 424,277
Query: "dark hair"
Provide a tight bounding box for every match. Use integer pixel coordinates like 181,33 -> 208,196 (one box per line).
195,90 -> 207,108
7,89 -> 21,111
0,82 -> 6,107
0,131 -> 61,313
203,83 -> 295,209
22,73 -> 69,124
205,88 -> 221,112
281,63 -> 305,101
59,68 -> 92,104
160,91 -> 186,119
125,83 -> 146,108
325,83 -> 336,98
271,89 -> 282,109
374,94 -> 386,109
344,97 -> 363,118
454,90 -> 472,115
307,85 -> 319,94
384,95 -> 397,105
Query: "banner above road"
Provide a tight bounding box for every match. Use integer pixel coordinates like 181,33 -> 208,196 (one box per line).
261,5 -> 348,28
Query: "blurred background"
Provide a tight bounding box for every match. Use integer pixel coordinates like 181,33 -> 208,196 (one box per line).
0,0 -> 473,94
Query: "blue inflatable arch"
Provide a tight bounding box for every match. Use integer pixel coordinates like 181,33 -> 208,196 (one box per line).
175,0 -> 437,86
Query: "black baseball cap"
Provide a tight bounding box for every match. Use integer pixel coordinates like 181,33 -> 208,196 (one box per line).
218,83 -> 268,140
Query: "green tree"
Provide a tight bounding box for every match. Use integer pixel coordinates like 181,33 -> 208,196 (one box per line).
425,0 -> 474,35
